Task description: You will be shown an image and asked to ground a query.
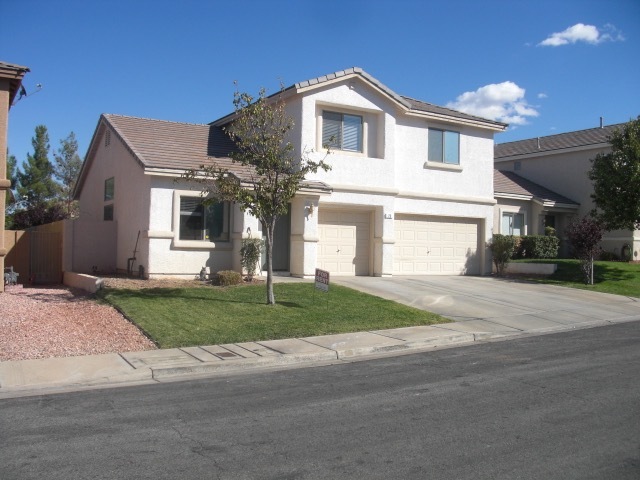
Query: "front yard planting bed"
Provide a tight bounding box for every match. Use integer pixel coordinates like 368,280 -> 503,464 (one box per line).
98,282 -> 449,348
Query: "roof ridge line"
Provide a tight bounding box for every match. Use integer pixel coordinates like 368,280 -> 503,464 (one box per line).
104,113 -> 210,128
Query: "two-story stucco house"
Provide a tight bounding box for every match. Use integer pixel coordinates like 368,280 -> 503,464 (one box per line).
73,68 -> 507,279
494,123 -> 639,260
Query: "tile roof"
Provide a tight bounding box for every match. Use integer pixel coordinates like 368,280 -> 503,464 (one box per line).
495,124 -> 623,158
75,114 -> 331,196
494,170 -> 579,206
103,114 -> 246,174
214,67 -> 507,130
401,96 -> 507,127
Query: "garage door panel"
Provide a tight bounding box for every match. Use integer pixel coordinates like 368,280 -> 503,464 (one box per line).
318,210 -> 370,276
394,215 -> 479,275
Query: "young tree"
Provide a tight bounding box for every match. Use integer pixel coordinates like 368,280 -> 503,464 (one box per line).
589,116 -> 640,231
488,234 -> 516,277
4,150 -> 17,229
16,125 -> 60,207
566,216 -> 605,285
53,131 -> 83,217
184,87 -> 331,305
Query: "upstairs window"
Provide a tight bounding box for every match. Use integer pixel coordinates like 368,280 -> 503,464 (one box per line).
428,129 -> 459,165
104,177 -> 114,201
322,111 -> 363,152
179,197 -> 230,242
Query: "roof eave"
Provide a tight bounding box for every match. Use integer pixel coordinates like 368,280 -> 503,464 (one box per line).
494,192 -> 533,201
407,110 -> 508,131
495,142 -> 611,162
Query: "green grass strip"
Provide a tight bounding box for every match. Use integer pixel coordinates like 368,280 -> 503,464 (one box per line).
98,283 -> 449,348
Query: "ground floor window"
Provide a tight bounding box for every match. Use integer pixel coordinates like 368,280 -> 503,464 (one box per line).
179,197 -> 230,242
502,212 -> 524,235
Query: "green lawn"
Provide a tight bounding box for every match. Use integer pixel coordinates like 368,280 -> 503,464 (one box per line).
98,283 -> 449,348
514,259 -> 640,297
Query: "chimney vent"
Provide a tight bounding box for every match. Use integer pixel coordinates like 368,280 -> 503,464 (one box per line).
600,116 -> 604,128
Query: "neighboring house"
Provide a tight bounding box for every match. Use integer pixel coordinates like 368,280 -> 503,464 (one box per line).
0,61 -> 29,293
493,169 -> 579,255
74,67 -> 507,279
495,123 -> 639,260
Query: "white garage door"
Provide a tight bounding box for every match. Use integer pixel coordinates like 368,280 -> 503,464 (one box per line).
318,210 -> 370,276
393,215 -> 479,275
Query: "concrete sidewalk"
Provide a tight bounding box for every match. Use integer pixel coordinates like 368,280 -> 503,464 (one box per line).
2,310 -> 639,398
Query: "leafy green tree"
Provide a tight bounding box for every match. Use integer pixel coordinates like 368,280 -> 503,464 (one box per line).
589,117 -> 640,231
4,150 -> 17,229
16,125 -> 60,207
184,86 -> 331,305
53,131 -> 83,217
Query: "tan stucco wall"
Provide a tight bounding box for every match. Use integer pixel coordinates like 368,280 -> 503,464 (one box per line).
0,79 -> 11,293
77,125 -> 149,275
495,146 -> 638,258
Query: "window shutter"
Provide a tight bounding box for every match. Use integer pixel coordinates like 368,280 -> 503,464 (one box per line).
322,111 -> 341,148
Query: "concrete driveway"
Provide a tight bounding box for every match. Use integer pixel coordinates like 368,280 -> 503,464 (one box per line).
333,276 -> 640,335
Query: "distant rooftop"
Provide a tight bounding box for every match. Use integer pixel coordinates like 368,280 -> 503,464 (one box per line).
495,123 -> 623,159
494,169 -> 579,206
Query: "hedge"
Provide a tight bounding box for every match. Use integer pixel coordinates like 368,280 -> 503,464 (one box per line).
514,235 -> 559,259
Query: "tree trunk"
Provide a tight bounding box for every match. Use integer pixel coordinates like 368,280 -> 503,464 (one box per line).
265,219 -> 276,305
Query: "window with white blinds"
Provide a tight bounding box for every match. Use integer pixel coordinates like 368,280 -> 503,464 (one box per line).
322,111 -> 363,152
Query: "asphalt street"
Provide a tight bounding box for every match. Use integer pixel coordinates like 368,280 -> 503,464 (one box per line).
1,321 -> 639,480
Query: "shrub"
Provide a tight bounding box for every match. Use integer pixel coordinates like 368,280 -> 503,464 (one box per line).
240,237 -> 264,280
213,270 -> 243,286
599,250 -> 619,261
489,234 -> 517,276
518,235 -> 560,259
544,226 -> 556,237
566,217 -> 604,284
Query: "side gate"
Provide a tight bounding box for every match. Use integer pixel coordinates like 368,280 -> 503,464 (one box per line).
29,231 -> 63,284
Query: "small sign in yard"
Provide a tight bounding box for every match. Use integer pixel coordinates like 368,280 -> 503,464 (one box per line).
314,268 -> 330,293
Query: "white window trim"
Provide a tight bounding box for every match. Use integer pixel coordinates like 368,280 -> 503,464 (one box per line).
317,106 -> 369,157
499,208 -> 527,236
423,161 -> 463,172
426,127 -> 461,166
172,190 -> 233,250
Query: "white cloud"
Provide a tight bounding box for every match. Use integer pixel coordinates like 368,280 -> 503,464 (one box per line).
538,23 -> 624,47
537,93 -> 548,99
447,81 -> 539,126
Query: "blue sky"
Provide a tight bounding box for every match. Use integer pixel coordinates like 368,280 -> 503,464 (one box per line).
2,0 -> 639,167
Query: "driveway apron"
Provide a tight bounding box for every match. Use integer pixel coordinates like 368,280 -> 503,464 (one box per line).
332,276 -> 640,331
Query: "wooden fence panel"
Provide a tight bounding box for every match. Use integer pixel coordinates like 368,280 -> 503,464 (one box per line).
29,231 -> 62,284
4,230 -> 29,285
4,230 -> 63,285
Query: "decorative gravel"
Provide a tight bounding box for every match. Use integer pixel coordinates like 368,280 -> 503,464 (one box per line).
0,285 -> 156,361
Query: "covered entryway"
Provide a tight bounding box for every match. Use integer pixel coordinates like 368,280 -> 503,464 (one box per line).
317,209 -> 370,276
393,215 -> 479,275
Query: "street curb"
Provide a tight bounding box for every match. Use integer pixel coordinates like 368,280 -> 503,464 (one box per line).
150,350 -> 339,379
